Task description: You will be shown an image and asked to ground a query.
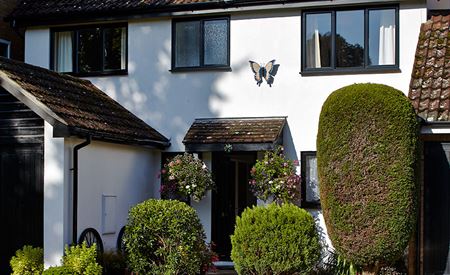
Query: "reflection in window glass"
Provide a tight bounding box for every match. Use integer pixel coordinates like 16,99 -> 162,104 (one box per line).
305,13 -> 332,68
305,154 -> 320,203
336,10 -> 364,67
78,28 -> 102,73
369,9 -> 396,66
175,21 -> 200,68
0,41 -> 9,58
104,27 -> 126,70
204,19 -> 228,66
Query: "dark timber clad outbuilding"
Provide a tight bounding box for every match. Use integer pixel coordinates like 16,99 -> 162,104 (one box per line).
0,87 -> 44,273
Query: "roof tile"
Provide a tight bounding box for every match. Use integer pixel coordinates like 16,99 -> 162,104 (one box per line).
409,13 -> 450,122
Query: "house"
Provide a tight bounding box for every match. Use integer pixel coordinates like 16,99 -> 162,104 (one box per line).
408,9 -> 450,275
0,0 -> 24,59
0,56 -> 169,272
6,0 -> 430,271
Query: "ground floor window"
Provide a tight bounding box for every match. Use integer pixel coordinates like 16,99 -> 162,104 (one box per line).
301,151 -> 320,208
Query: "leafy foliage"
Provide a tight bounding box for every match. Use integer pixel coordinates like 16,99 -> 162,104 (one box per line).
317,83 -> 419,267
231,203 -> 321,274
42,265 -> 75,275
62,242 -> 102,275
101,250 -> 127,275
10,245 -> 44,275
160,153 -> 215,202
124,199 -> 213,274
249,146 -> 300,204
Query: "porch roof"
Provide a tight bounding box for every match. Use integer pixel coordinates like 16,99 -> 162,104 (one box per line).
0,57 -> 170,148
183,117 -> 286,152
408,13 -> 450,122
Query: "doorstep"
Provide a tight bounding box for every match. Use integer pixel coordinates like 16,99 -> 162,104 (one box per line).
207,261 -> 237,275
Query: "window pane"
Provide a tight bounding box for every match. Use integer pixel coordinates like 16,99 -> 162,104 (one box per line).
305,154 -> 320,203
305,13 -> 331,68
369,9 -> 396,66
54,31 -> 73,72
104,27 -> 126,71
336,10 -> 364,67
78,28 -> 101,73
175,21 -> 200,67
204,19 -> 228,66
0,42 -> 9,58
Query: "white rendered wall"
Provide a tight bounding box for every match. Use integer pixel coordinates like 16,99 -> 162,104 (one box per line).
25,0 -> 426,258
64,138 -> 160,251
43,122 -> 68,268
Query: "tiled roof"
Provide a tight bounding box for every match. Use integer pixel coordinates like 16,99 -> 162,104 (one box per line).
9,0 -> 314,24
183,117 -> 286,145
0,57 -> 169,147
408,14 -> 450,122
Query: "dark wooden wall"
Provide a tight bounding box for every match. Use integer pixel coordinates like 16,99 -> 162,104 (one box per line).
0,87 -> 43,274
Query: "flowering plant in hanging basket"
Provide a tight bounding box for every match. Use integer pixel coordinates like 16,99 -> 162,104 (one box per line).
249,146 -> 301,204
160,153 -> 215,202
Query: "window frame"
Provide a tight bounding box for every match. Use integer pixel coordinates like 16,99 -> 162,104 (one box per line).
50,23 -> 128,76
171,16 -> 231,72
300,151 -> 321,209
0,39 -> 11,58
301,5 -> 399,75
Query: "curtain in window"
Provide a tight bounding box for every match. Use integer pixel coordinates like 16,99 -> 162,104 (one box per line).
55,32 -> 73,72
120,27 -> 126,70
378,13 -> 395,65
306,20 -> 321,68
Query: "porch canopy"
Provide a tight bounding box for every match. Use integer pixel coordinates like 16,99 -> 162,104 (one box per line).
183,117 -> 286,152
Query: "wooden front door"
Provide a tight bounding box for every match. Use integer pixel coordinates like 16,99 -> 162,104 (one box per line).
212,152 -> 257,261
423,142 -> 450,274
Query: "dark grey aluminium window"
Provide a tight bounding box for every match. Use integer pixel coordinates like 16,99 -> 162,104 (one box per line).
300,151 -> 320,208
51,24 -> 127,76
0,39 -> 10,58
302,6 -> 399,74
172,17 -> 230,71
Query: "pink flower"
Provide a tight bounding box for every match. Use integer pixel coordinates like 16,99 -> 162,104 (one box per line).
283,162 -> 288,167
293,160 -> 299,166
161,169 -> 167,174
176,159 -> 182,164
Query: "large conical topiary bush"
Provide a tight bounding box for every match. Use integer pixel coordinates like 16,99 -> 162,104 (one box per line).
317,83 -> 419,272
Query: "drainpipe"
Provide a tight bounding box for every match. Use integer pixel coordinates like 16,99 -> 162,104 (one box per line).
72,136 -> 91,244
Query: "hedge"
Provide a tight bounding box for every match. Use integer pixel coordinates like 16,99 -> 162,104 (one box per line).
231,203 -> 321,274
317,83 -> 419,267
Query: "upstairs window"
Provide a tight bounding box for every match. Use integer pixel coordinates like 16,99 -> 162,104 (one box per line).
302,7 -> 398,74
52,25 -> 127,75
172,17 -> 230,71
0,39 -> 10,58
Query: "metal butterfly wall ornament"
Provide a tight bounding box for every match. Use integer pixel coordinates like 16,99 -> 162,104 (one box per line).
249,59 -> 280,87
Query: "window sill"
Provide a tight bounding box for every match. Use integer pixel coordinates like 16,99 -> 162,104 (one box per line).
300,67 -> 401,76
170,66 -> 232,73
64,70 -> 128,77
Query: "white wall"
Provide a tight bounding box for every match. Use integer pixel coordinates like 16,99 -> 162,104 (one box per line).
43,122 -> 68,268
64,138 -> 160,251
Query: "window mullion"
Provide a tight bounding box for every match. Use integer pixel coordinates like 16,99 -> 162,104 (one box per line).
331,11 -> 336,69
75,30 -> 79,73
364,8 -> 369,68
101,28 -> 105,72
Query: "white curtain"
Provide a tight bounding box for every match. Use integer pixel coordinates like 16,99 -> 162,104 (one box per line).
306,19 -> 321,68
120,27 -> 126,70
55,32 -> 73,72
378,14 -> 395,65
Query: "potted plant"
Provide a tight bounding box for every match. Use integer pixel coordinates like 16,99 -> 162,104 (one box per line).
160,153 -> 215,202
249,146 -> 300,204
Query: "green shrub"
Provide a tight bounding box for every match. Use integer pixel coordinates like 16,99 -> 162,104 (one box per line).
42,265 -> 75,275
124,199 -> 210,274
101,250 -> 127,275
317,83 -> 419,268
61,242 -> 102,275
10,245 -> 44,275
231,203 -> 321,274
